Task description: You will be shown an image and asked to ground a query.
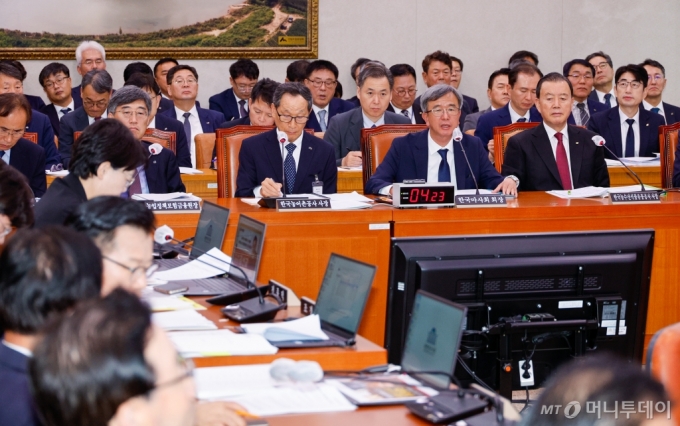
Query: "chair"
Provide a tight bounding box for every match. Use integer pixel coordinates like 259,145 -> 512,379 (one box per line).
195,133 -> 216,169
142,128 -> 176,154
360,124 -> 428,193
215,125 -> 274,198
646,322 -> 680,421
492,122 -> 540,172
23,132 -> 38,143
658,122 -> 680,189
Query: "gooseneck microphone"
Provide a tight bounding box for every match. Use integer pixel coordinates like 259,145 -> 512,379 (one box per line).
453,128 -> 480,195
278,131 -> 288,197
591,136 -> 646,191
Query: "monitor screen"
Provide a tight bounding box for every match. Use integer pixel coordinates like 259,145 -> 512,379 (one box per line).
230,215 -> 266,284
191,201 -> 230,260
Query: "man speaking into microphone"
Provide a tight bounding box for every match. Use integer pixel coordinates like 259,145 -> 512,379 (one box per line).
365,84 -> 517,196
235,82 -> 337,197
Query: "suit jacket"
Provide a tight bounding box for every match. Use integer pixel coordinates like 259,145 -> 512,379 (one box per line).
8,138 -> 46,197
588,89 -> 615,108
501,124 -> 610,191
153,113 -> 192,168
475,103 -> 543,149
346,96 -> 360,108
235,129 -> 337,197
58,107 -> 90,169
72,85 -> 82,106
641,101 -> 680,125
462,106 -> 492,133
34,172 -> 87,228
39,98 -> 83,137
323,108 -> 411,166
208,88 -> 243,122
386,103 -> 426,124
0,344 -> 41,426
218,116 -> 250,129
306,98 -> 355,132
158,96 -> 175,114
25,94 -> 45,111
142,141 -> 186,193
459,94 -> 479,128
26,109 -> 60,167
365,130 -> 505,194
587,107 -> 664,158
159,104 -> 226,134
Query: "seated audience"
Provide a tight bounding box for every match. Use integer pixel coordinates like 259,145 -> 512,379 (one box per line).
502,73 -> 609,190
38,62 -> 81,136
387,63 -> 425,124
123,61 -> 153,82
235,82 -> 337,197
346,57 -> 372,107
218,78 -> 279,128
641,59 -> 680,125
209,59 -> 259,121
153,57 -> 179,113
0,60 -> 45,110
0,93 -> 46,197
586,51 -> 617,108
588,64 -> 664,158
463,68 -> 510,134
71,40 -> 107,106
304,60 -> 354,133
365,84 -> 517,196
449,55 -> 479,120
508,50 -> 539,68
286,59 -> 310,83
58,69 -> 113,168
0,226 -> 102,426
563,59 -> 608,126
0,161 -> 34,244
34,119 -> 145,227
324,62 -> 410,167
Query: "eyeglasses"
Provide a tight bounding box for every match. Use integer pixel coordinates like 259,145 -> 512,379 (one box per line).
0,126 -> 25,139
236,83 -> 256,92
43,75 -> 69,89
425,105 -> 461,117
149,356 -> 195,394
593,62 -> 610,70
173,78 -> 197,86
568,73 -> 593,81
616,80 -> 642,90
275,110 -> 309,124
103,256 -> 159,281
306,79 -> 337,88
648,74 -> 665,82
395,88 -> 417,97
82,59 -> 104,67
83,99 -> 108,109
117,108 -> 149,120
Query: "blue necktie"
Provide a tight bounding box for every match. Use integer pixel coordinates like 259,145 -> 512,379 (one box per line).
604,93 -> 612,109
0,150 -> 5,161
60,107 -> 71,115
516,117 -> 527,123
625,118 -> 635,157
284,143 -> 297,194
238,100 -> 248,118
651,107 -> 661,114
318,110 -> 327,132
437,149 -> 451,182
182,112 -> 192,142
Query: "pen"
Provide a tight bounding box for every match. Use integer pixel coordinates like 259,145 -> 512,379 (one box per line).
236,410 -> 260,419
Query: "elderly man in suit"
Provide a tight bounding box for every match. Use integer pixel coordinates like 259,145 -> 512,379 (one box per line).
209,59 -> 259,122
235,82 -> 337,197
324,62 -> 411,167
38,62 -> 82,136
71,41 -> 107,106
563,59 -> 607,127
502,73 -> 609,191
365,84 -> 517,196
640,59 -> 680,125
303,60 -> 354,133
463,68 -> 510,135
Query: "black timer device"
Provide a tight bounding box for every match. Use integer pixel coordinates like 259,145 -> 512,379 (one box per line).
393,182 -> 456,208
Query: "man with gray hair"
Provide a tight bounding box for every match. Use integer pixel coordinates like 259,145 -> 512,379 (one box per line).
324,62 -> 411,167
235,82 -> 337,197
58,69 -> 113,168
108,86 -> 185,195
365,84 -> 518,196
71,40 -> 106,106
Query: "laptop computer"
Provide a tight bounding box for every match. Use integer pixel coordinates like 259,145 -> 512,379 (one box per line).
273,253 -> 377,348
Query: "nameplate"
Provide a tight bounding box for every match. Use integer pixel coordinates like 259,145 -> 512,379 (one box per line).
300,297 -> 316,316
141,200 -> 202,213
610,191 -> 661,204
268,280 -> 301,307
276,198 -> 331,211
455,194 -> 507,208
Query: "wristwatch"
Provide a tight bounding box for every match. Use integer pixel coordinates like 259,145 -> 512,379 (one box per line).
507,175 -> 520,188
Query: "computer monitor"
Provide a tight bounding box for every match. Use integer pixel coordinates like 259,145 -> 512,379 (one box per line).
191,201 -> 230,260
230,215 -> 266,284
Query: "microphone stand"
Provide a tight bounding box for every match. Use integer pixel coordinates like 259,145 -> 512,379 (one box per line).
454,136 -> 480,195
279,135 -> 287,198
599,143 -> 647,192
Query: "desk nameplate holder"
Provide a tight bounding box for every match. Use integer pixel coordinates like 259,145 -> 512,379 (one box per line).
455,194 -> 507,208
610,191 -> 661,204
276,198 -> 331,211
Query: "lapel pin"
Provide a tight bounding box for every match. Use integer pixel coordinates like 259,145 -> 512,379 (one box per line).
308,146 -> 313,150
646,123 -> 649,126
575,141 -> 579,145
207,122 -> 210,124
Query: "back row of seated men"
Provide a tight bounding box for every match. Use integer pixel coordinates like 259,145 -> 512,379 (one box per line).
2,41 -> 679,206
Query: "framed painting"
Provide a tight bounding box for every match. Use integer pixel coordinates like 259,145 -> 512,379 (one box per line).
0,0 -> 318,59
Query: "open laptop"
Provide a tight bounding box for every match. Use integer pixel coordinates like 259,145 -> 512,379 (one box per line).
273,253 -> 377,348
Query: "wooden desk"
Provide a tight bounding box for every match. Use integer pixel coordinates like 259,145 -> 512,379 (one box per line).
608,164 -> 661,188
266,406 -> 428,426
338,169 -> 363,193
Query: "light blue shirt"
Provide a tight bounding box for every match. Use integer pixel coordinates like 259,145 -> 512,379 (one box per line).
362,112 -> 385,128
138,165 -> 150,193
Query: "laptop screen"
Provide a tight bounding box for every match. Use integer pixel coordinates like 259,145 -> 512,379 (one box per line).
191,201 -> 230,260
314,254 -> 376,335
230,215 -> 266,284
400,290 -> 467,389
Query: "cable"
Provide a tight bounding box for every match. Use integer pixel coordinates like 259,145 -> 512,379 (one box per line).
457,354 -> 494,392
519,387 -> 531,414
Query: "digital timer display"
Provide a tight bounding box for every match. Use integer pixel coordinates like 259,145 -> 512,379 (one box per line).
398,186 -> 455,205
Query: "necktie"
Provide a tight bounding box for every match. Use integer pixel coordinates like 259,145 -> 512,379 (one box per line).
318,110 -> 327,132
516,117 -> 527,123
182,112 -> 192,142
604,93 -> 612,109
577,102 -> 590,126
371,124 -> 377,129
284,143 -> 297,194
128,166 -> 143,196
94,116 -> 101,121
238,99 -> 248,118
401,109 -> 410,119
437,149 -> 451,182
0,150 -> 5,161
625,118 -> 635,157
60,107 -> 71,115
651,107 -> 661,114
555,132 -> 572,190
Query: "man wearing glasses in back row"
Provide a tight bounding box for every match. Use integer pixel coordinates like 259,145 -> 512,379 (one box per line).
303,60 -> 354,134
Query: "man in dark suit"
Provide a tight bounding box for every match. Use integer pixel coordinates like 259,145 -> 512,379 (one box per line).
413,51 -> 454,123
286,59 -> 310,82
450,56 -> 479,118
366,84 -> 517,196
0,60 -> 46,110
38,62 -> 81,137
236,82 -> 337,197
71,41 -> 107,106
640,59 -> 680,125
588,64 -> 664,158
387,64 -> 426,124
324,62 -> 411,167
563,59 -> 608,127
108,86 -> 185,194
502,73 -> 609,191
59,69 -> 113,169
345,57 -> 371,107
124,61 -> 178,115
153,57 -> 179,114
463,68 -> 511,135
209,59 -> 259,122
586,51 -> 617,109
303,60 -> 355,133
0,94 -> 46,197
160,65 -> 225,168
218,78 -> 280,129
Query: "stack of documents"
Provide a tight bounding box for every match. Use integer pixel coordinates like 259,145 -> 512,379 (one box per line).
152,310 -> 217,331
607,184 -> 660,193
168,330 -> 278,357
179,167 -> 204,175
153,248 -> 231,281
605,157 -> 660,166
141,288 -> 204,312
243,315 -> 329,343
547,187 -> 609,199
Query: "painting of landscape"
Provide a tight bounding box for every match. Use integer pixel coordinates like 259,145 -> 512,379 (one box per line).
0,0 -> 317,59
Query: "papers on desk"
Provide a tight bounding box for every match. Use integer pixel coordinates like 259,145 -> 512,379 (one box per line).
168,330 -> 278,357
608,184 -> 660,193
141,288 -> 205,312
152,309 -> 217,331
547,186 -> 609,199
243,314 -> 329,342
179,167 -> 204,175
45,169 -> 69,176
153,248 -> 231,281
338,166 -> 363,171
196,364 -> 279,399
241,193 -> 372,210
132,192 -> 200,202
606,157 -> 660,167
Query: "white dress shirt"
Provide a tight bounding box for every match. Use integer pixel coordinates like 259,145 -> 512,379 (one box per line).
233,90 -> 249,118
542,122 -> 573,186
362,112 -> 385,128
2,340 -> 32,357
391,103 -> 416,124
642,100 -> 666,121
594,88 -> 617,107
619,108 -> 641,157
312,104 -> 330,128
571,100 -> 591,126
54,99 -> 75,120
175,105 -> 202,167
253,130 -> 303,197
508,104 -> 531,123
87,115 -> 97,125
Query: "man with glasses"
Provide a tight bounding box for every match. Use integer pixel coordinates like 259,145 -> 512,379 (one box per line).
108,86 -> 185,194
38,62 -> 81,135
365,84 -> 517,196
562,59 -> 607,127
160,65 -> 225,168
588,64 -> 664,159
412,51 -> 455,123
58,69 -> 113,169
71,40 -> 107,106
640,59 -> 680,125
449,56 -> 479,123
586,51 -> 617,109
303,60 -> 354,133
235,82 -> 337,197
387,64 -> 425,124
209,59 -> 260,122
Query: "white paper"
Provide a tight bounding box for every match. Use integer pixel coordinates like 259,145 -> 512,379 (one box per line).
132,192 -> 199,202
546,187 -> 609,199
141,288 -> 198,312
240,198 -> 261,206
45,169 -> 69,176
325,192 -> 373,203
243,314 -> 329,341
195,364 -> 279,400
152,310 -> 217,331
607,184 -> 660,193
228,384 -> 356,416
606,157 -> 660,167
179,167 -> 204,175
153,248 -> 231,281
330,200 -> 372,210
338,166 -> 362,171
169,330 -> 278,357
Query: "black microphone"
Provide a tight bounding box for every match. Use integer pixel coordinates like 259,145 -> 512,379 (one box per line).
592,136 -> 646,191
453,128 -> 480,195
278,131 -> 288,197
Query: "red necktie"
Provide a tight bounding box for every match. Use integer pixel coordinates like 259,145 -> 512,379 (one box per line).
555,132 -> 572,190
94,116 -> 101,121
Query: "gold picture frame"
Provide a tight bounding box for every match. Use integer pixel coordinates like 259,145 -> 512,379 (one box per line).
0,0 -> 317,60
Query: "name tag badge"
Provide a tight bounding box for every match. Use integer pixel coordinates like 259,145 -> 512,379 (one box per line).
312,174 -> 323,195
